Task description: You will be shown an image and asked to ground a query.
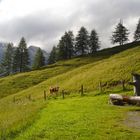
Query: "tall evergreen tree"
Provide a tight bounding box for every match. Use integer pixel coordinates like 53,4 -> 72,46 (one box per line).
48,46 -> 57,64
57,35 -> 67,60
134,18 -> 140,41
57,31 -> 74,60
75,27 -> 89,56
89,29 -> 100,53
111,21 -> 129,46
66,31 -> 75,58
1,43 -> 13,75
12,47 -> 20,73
32,48 -> 45,69
13,37 -> 29,72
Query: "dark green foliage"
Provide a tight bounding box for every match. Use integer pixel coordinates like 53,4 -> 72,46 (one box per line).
89,29 -> 100,53
134,18 -> 140,41
75,26 -> 89,56
57,31 -> 75,60
32,48 -> 45,69
111,21 -> 129,46
48,46 -> 57,64
1,43 -> 13,75
66,31 -> 75,59
13,37 -> 29,72
12,48 -> 20,73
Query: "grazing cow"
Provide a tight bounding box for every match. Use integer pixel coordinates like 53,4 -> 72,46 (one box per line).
50,86 -> 59,95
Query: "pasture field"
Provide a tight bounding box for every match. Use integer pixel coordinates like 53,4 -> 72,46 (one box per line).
0,43 -> 140,139
1,92 -> 140,140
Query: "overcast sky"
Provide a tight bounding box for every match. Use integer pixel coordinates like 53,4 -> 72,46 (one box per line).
0,0 -> 139,52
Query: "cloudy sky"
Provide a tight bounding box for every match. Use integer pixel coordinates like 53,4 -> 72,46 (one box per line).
0,0 -> 139,52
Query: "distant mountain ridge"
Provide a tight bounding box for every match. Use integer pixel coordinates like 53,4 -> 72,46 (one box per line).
0,43 -> 49,66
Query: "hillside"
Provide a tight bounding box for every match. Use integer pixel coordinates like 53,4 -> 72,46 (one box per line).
0,41 -> 140,99
1,43 -> 140,139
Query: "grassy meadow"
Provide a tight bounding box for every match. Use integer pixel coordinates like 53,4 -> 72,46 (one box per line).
0,43 -> 140,139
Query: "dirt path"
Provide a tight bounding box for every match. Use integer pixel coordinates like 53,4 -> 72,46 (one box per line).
124,111 -> 140,130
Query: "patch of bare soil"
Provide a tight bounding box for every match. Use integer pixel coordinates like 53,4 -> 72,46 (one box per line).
124,111 -> 140,130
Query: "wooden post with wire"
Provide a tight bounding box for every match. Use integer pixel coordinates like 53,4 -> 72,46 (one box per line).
81,85 -> 84,96
44,90 -> 47,100
99,81 -> 103,93
121,80 -> 125,91
62,90 -> 65,99
28,94 -> 31,101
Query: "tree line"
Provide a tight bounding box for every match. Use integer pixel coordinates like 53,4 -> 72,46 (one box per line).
0,18 -> 140,75
48,18 -> 140,64
0,37 -> 45,76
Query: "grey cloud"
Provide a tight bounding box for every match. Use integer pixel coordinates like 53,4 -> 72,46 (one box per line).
0,0 -> 139,51
0,10 -> 80,51
79,0 -> 140,47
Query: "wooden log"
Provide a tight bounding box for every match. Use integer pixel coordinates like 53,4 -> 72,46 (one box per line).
129,96 -> 140,105
109,94 -> 140,105
109,94 -> 124,105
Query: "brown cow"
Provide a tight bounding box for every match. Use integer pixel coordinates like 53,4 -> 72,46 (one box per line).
50,86 -> 59,96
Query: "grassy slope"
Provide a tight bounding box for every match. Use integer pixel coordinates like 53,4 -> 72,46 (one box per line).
0,54 -> 109,99
0,41 -> 140,99
13,45 -> 140,99
0,44 -> 140,139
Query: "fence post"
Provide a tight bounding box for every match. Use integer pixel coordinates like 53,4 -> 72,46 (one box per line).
28,94 -> 31,101
44,90 -> 47,100
121,80 -> 125,91
99,81 -> 102,93
13,96 -> 16,103
62,90 -> 65,99
81,85 -> 84,96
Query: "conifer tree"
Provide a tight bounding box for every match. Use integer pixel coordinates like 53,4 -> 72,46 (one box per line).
134,18 -> 140,41
32,48 -> 45,69
89,29 -> 100,53
13,37 -> 29,72
67,31 -> 75,58
57,31 -> 74,60
75,27 -> 89,56
111,21 -> 129,46
2,43 -> 13,75
12,47 -> 20,73
48,46 -> 57,64
57,35 -> 67,60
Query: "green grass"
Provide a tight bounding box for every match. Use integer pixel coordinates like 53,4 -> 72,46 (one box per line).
0,43 -> 140,139
0,54 -> 110,99
12,94 -> 140,140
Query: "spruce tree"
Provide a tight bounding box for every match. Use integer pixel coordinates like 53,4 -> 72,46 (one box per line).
12,47 -> 20,73
2,43 -> 13,75
134,18 -> 140,41
32,48 -> 45,69
57,31 -> 74,60
48,46 -> 57,64
75,27 -> 89,56
67,31 -> 75,58
13,37 -> 29,72
57,35 -> 66,60
89,29 -> 100,53
111,21 -> 129,46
